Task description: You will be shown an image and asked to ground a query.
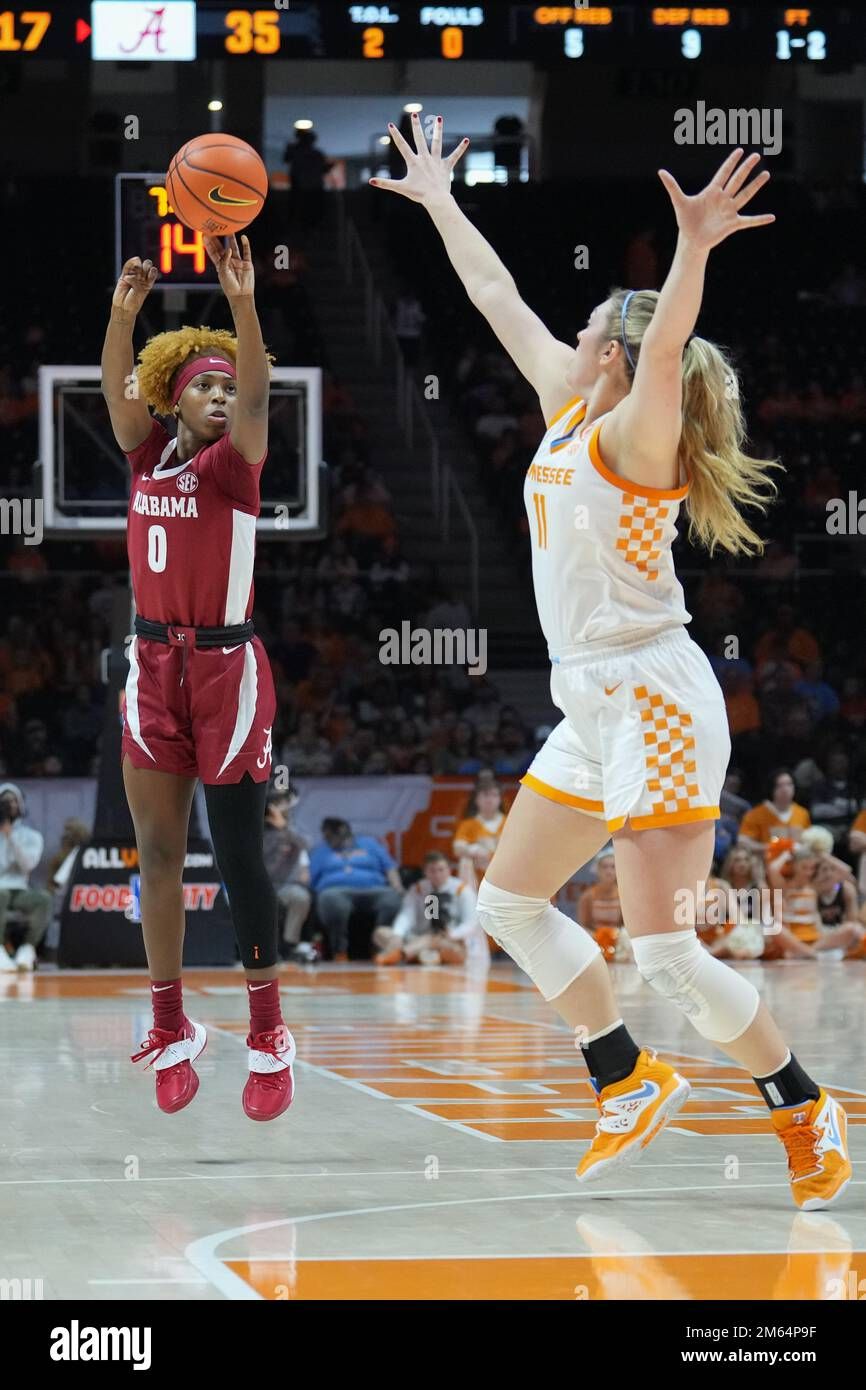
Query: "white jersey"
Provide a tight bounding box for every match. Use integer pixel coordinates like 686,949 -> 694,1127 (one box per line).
523,396 -> 691,659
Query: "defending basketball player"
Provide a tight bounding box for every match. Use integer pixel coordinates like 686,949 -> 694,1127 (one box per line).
100,233 -> 295,1121
372,121 -> 851,1209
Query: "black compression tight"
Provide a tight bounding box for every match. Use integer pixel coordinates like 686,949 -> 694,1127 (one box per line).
203,773 -> 278,970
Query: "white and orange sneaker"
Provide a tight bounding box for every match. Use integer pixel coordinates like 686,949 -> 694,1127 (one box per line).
772,1090 -> 851,1210
131,1017 -> 207,1114
576,1048 -> 690,1183
243,1026 -> 296,1121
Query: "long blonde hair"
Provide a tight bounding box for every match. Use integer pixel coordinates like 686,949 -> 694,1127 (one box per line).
605,288 -> 782,555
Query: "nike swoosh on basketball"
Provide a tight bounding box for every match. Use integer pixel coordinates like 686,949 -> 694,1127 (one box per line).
222,645 -> 242,655
208,185 -> 258,207
604,682 -> 623,696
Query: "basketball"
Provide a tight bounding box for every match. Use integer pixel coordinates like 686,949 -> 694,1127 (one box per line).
165,132 -> 268,237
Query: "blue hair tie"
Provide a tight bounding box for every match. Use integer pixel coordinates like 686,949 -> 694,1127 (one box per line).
620,291 -> 637,370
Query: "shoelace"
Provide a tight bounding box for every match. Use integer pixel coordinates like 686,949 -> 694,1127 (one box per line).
130,1027 -> 184,1069
780,1122 -> 821,1177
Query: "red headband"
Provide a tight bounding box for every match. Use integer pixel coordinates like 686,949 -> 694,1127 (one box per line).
171,355 -> 237,407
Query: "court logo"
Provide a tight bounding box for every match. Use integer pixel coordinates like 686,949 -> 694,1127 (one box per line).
673,102 -> 782,157
257,725 -> 273,769
176,471 -> 199,494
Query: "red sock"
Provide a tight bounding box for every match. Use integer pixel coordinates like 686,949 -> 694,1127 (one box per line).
151,979 -> 184,1034
247,979 -> 282,1035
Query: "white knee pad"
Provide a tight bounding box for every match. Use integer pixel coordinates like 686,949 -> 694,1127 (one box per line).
475,878 -> 600,1001
630,929 -> 759,1044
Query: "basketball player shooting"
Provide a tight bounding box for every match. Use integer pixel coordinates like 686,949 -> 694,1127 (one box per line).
100,234 -> 295,1121
372,120 -> 851,1210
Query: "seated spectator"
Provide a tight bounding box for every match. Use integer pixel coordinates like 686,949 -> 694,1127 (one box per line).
719,768 -> 751,823
808,749 -> 860,849
792,662 -> 840,725
271,618 -> 317,684
722,667 -> 761,737
453,781 -> 508,888
60,683 -> 103,773
753,605 -> 820,676
0,782 -> 53,972
315,536 -> 359,584
491,720 -> 533,775
578,850 -> 628,963
461,679 -> 502,734
764,848 -> 822,959
813,859 -> 864,956
262,784 -> 314,963
840,676 -> 866,730
738,769 -> 811,851
702,847 -> 768,961
281,711 -> 334,775
766,847 -> 864,959
849,804 -> 866,898
309,817 -> 403,961
374,851 -> 485,967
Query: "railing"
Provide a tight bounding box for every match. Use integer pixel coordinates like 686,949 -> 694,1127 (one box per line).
335,193 -> 479,615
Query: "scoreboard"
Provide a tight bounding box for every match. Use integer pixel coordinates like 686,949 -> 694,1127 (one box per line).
0,4 -> 860,65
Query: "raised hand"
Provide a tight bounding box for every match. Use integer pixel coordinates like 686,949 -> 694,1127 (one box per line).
658,149 -> 775,252
112,257 -> 158,315
369,112 -> 469,205
204,232 -> 255,300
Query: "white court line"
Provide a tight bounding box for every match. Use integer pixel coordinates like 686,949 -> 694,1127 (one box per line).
398,1102 -> 503,1142
88,1278 -> 209,1286
5,1160 -> 863,1189
183,1181 -> 866,1300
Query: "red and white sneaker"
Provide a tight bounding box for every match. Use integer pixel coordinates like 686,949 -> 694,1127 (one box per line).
130,1017 -> 207,1114
243,1026 -> 296,1121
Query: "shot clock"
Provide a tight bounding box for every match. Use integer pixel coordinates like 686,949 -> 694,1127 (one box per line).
115,174 -> 218,291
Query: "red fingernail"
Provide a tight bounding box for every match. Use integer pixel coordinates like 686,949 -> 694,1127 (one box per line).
437,117 -> 442,124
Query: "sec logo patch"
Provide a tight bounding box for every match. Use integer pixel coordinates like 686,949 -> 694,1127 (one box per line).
177,472 -> 199,494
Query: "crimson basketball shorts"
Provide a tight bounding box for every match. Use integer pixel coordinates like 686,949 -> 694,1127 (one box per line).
120,632 -> 276,785
522,625 -> 730,832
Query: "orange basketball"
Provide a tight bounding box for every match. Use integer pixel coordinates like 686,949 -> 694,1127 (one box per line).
165,133 -> 268,237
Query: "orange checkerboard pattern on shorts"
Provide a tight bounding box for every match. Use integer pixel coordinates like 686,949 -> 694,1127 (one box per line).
635,685 -> 699,816
615,496 -> 670,580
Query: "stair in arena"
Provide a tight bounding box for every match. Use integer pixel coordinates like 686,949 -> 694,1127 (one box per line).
302,203 -> 544,671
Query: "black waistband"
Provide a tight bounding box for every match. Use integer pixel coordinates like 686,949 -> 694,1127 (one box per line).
134,616 -> 254,648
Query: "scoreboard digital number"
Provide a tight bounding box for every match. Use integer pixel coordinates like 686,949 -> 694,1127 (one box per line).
0,4 -> 858,64
116,174 -> 219,291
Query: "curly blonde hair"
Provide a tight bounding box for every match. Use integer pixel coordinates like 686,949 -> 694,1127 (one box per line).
135,325 -> 275,416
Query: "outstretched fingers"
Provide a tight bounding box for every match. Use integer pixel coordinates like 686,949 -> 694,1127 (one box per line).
387,121 -> 415,165
446,136 -> 470,172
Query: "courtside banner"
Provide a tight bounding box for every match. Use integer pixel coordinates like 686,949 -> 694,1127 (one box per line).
58,836 -> 236,967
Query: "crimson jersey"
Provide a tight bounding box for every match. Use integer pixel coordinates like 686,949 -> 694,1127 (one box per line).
125,419 -> 266,627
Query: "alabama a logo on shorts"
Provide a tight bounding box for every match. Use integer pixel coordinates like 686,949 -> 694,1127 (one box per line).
256,726 -> 273,769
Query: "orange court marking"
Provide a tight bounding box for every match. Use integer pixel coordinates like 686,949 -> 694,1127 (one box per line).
227,1251 -> 866,1301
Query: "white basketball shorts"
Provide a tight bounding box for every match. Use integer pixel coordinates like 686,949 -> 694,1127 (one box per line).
522,625 -> 731,832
